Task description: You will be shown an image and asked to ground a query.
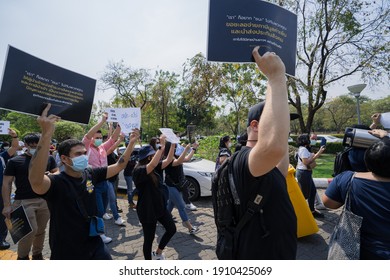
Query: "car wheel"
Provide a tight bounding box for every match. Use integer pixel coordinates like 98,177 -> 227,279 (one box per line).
185,176 -> 200,201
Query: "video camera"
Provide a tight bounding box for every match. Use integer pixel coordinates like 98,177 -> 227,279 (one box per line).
343,127 -> 381,149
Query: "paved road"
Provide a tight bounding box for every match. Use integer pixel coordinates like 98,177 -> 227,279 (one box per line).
0,188 -> 340,260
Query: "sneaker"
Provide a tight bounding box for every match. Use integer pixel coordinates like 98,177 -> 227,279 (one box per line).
151,251 -> 165,260
117,208 -> 123,213
114,217 -> 125,226
189,226 -> 200,235
312,210 -> 325,219
100,234 -> 112,244
0,241 -> 10,250
128,202 -> 136,209
185,203 -> 197,211
103,213 -> 113,220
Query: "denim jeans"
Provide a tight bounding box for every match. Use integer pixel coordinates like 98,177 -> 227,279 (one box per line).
94,180 -> 109,218
0,192 -> 8,243
166,185 -> 189,222
125,176 -> 137,204
107,181 -> 119,220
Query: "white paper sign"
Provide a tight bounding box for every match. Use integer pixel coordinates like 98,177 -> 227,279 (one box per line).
0,121 -> 10,134
380,112 -> 390,129
105,108 -> 141,134
159,128 -> 180,144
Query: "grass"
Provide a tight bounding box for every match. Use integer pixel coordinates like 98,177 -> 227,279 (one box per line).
312,153 -> 335,178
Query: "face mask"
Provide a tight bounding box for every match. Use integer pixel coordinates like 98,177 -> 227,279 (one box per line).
94,139 -> 103,147
227,143 -> 232,148
175,145 -> 185,157
310,140 -> 317,146
29,148 -> 37,156
156,144 -> 161,149
3,146 -> 9,151
70,155 -> 89,172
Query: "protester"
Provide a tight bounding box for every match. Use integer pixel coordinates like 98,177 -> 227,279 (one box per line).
295,133 -> 326,218
82,113 -> 121,244
322,135 -> 390,259
105,133 -> 126,226
28,104 -> 139,259
0,129 -> 20,251
215,135 -> 232,170
2,132 -> 58,260
226,47 -> 297,259
164,142 -> 200,234
132,137 -> 176,260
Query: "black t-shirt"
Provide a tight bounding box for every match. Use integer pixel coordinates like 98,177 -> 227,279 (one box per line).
123,157 -> 137,176
232,147 -> 297,259
4,154 -> 57,200
45,167 -> 107,260
106,153 -> 118,182
164,162 -> 185,186
133,163 -> 166,223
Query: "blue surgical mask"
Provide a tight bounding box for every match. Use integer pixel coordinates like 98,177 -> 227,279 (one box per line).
70,155 -> 89,172
310,140 -> 317,146
175,145 -> 185,157
94,139 -> 103,147
29,148 -> 36,156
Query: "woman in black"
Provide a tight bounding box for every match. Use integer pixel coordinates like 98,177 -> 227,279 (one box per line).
215,135 -> 232,170
132,139 -> 176,260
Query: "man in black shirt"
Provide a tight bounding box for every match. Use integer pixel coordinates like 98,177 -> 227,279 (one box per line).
230,47 -> 297,259
2,133 -> 58,260
28,104 -> 139,260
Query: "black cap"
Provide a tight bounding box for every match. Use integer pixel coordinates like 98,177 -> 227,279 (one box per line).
247,101 -> 300,126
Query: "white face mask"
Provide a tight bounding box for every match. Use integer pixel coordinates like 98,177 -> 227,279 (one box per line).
228,143 -> 232,148
310,140 -> 317,146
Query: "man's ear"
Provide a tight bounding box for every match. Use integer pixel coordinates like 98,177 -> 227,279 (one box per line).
250,120 -> 259,131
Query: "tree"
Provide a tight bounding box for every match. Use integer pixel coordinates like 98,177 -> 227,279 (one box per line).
324,95 -> 357,133
54,121 -> 84,142
5,112 -> 40,137
219,63 -> 266,136
100,61 -> 153,109
151,70 -> 179,128
287,0 -> 390,133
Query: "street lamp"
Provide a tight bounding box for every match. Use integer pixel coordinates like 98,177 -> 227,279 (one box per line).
348,84 -> 366,125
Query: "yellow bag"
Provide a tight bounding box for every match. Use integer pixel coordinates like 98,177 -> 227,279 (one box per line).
286,165 -> 319,238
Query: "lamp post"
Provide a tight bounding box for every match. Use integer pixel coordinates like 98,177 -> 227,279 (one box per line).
347,84 -> 366,125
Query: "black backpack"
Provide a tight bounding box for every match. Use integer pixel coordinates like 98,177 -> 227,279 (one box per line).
332,147 -> 353,177
211,151 -> 270,259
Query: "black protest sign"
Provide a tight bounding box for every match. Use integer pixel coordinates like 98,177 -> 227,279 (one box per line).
5,205 -> 33,244
0,46 -> 96,124
207,0 -> 297,76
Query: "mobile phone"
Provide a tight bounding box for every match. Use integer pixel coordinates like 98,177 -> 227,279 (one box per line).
321,138 -> 327,147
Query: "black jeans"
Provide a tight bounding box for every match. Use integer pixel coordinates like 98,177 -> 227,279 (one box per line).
296,169 -> 316,211
141,210 -> 176,260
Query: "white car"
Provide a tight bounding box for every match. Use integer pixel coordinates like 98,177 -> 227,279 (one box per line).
116,146 -> 214,201
316,135 -> 343,144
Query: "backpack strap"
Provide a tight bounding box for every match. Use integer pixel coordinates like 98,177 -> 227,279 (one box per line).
228,152 -> 272,248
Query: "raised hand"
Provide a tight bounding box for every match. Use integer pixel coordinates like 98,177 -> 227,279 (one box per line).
37,103 -> 61,136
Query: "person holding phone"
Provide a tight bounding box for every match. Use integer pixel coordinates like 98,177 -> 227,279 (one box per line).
295,134 -> 326,218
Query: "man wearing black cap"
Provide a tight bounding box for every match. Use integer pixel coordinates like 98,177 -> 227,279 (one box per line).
229,47 -> 297,259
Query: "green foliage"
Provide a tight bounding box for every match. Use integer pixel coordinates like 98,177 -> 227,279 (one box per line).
5,111 -> 40,137
53,121 -> 84,142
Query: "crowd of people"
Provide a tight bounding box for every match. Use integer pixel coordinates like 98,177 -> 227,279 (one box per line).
1,47 -> 389,260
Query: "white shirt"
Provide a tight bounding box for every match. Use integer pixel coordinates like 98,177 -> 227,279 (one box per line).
296,146 -> 313,170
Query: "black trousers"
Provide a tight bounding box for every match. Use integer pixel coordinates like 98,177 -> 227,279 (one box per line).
141,210 -> 176,260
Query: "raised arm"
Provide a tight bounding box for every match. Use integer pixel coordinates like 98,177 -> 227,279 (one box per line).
6,128 -> 19,157
183,142 -> 199,162
369,113 -> 381,130
84,112 -> 108,140
248,48 -> 289,177
29,104 -> 61,195
161,136 -> 175,169
106,129 -> 140,178
106,133 -> 124,156
172,144 -> 191,166
146,145 -> 166,174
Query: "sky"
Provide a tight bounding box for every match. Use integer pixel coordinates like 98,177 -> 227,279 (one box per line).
0,0 -> 388,105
